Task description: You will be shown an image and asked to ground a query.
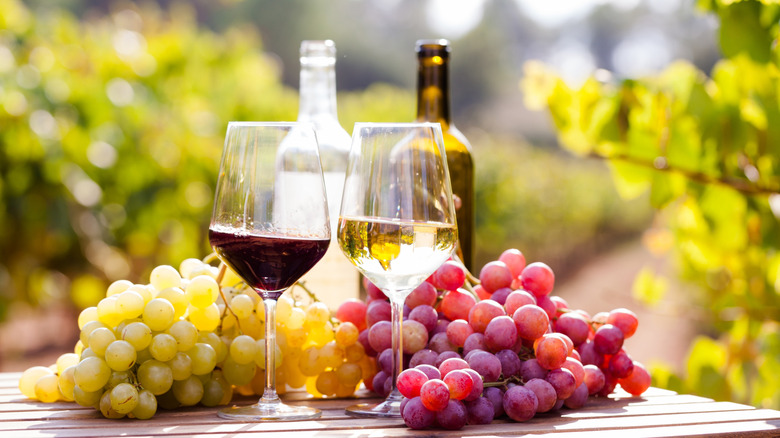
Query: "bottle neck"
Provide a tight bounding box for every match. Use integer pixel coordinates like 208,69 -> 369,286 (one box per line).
298,61 -> 338,122
416,55 -> 451,126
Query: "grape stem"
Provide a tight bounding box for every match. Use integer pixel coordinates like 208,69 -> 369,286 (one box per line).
483,375 -> 524,388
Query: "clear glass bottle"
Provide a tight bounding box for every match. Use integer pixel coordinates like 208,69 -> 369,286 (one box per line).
416,39 -> 475,271
295,40 -> 358,309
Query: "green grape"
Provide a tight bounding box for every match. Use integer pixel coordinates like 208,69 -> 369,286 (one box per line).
298,346 -> 322,377
110,382 -> 139,414
34,374 -> 62,403
319,341 -> 344,369
116,290 -> 145,319
229,294 -> 254,320
197,332 -> 223,360
285,327 -> 307,349
105,340 -> 137,371
137,360 -> 173,396
221,356 -> 256,386
131,389 -> 157,420
276,296 -> 293,322
315,370 -> 338,397
156,388 -> 181,410
150,333 -> 178,362
219,264 -> 243,287
187,303 -> 219,332
88,327 -> 117,357
305,302 -> 330,326
179,258 -> 205,280
58,365 -> 76,401
239,312 -> 264,339
53,353 -> 79,375
74,357 -> 111,393
107,370 -> 133,389
143,298 -> 175,331
127,284 -> 153,304
80,347 -> 97,360
229,335 -> 257,365
336,362 -> 362,387
79,320 -> 108,346
286,307 -> 306,330
106,279 -> 133,297
254,339 -> 282,370
97,296 -> 121,326
99,389 -> 125,418
167,320 -> 198,352
335,322 -> 359,347
200,376 -> 225,407
172,375 -> 204,406
136,348 -> 153,364
344,342 -> 365,363
73,385 -> 102,407
187,343 -> 217,375
156,287 -> 188,319
77,307 -> 98,330
122,322 -> 153,351
167,352 -> 193,381
150,265 -> 182,291
19,366 -> 54,398
185,275 -> 219,309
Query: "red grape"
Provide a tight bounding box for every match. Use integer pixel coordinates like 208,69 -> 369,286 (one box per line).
520,262 -> 555,297
420,379 -> 450,411
445,319 -> 473,348
562,357 -> 585,387
607,349 -> 634,379
483,386 -> 505,418
583,364 -> 606,395
443,369 -> 473,400
524,378 -> 557,413
434,351 -> 460,368
465,396 -> 494,425
608,308 -> 639,338
410,349 -> 437,368
463,368 -> 483,401
364,277 -> 385,300
534,334 -> 568,370
554,312 -> 590,346
372,371 -> 390,397
564,383 -> 589,409
401,396 -> 435,429
577,340 -> 603,367
495,349 -> 522,378
546,367 -> 577,400
474,284 -> 491,300
397,368 -> 428,398
436,399 -> 468,430
428,332 -> 457,353
366,299 -> 391,327
416,364 -> 442,381
519,358 -> 548,382
462,332 -> 487,356
484,315 -> 518,352
336,298 -> 368,331
377,348 -> 393,374
468,300 -> 506,333
503,385 -> 538,422
466,350 -> 502,382
504,290 -> 536,316
433,260 -> 466,291
535,294 -> 558,319
440,289 -> 476,321
498,248 -> 526,278
479,261 -> 513,293
490,287 -> 512,305
618,361 -> 651,396
593,324 -> 624,355
513,304 -> 549,341
405,282 -> 437,309
368,320 -> 392,352
402,319 -> 429,354
438,357 -> 469,377
408,305 -> 437,333
358,329 -> 376,357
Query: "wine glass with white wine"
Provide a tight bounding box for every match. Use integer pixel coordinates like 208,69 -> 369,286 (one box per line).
338,122 -> 457,417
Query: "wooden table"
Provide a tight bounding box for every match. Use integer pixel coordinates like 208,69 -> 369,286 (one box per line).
1,372 -> 779,437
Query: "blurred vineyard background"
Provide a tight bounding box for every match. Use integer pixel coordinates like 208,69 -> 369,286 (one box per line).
1,0 -> 778,410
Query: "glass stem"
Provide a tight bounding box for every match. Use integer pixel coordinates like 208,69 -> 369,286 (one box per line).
388,296 -> 405,401
261,298 -> 278,404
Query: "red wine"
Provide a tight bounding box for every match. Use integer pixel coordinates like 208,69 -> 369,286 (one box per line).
209,227 -> 329,298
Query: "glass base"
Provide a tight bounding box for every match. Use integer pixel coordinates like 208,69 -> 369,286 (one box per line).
345,397 -> 401,418
218,399 -> 321,421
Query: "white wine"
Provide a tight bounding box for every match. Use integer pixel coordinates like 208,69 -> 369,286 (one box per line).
338,216 -> 457,297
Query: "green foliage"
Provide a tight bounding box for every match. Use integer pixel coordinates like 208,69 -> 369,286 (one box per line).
524,0 -> 780,409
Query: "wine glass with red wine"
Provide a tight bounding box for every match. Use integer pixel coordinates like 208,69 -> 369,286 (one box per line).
338,123 -> 458,417
209,122 -> 330,421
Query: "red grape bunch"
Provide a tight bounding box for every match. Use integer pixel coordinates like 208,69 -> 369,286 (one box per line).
336,248 -> 651,430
